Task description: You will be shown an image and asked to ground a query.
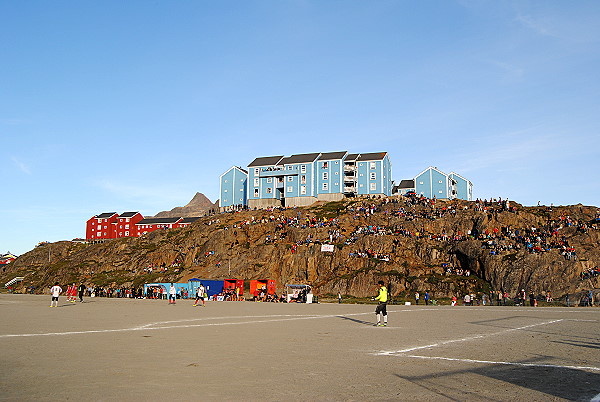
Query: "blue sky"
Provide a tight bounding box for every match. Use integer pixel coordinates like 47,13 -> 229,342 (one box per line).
2,0 -> 599,255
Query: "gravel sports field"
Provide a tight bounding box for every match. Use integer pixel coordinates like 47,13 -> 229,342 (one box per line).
1,294 -> 599,401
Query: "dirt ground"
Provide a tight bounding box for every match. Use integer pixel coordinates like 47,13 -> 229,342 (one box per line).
0,294 -> 599,401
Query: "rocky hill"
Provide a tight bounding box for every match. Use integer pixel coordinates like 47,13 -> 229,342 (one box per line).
153,192 -> 217,218
3,196 -> 599,301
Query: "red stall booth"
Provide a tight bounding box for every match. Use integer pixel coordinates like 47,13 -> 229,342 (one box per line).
223,279 -> 244,300
249,279 -> 276,301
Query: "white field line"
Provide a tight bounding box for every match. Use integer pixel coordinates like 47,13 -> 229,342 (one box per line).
403,355 -> 600,373
376,319 -> 564,355
0,309 -> 418,338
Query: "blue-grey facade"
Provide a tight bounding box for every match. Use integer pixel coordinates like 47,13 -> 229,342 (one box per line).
220,151 -> 393,209
396,166 -> 472,201
448,172 -> 473,201
219,166 -> 248,210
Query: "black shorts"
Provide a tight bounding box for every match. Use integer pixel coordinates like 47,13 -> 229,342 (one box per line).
51,296 -> 59,301
375,302 -> 387,315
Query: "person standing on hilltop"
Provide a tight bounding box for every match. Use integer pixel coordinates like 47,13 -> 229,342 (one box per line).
373,281 -> 388,327
49,282 -> 62,307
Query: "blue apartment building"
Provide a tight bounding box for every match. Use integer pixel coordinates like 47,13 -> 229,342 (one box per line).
219,166 -> 248,209
394,166 -> 473,201
219,151 -> 392,210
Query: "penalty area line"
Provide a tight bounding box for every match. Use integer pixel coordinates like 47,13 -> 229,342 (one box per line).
403,354 -> 600,373
376,319 -> 563,356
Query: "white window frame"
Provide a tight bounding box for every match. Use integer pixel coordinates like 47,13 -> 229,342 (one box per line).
322,183 -> 328,191
300,186 -> 306,195
254,178 -> 259,187
301,165 -> 306,173
267,177 -> 273,183
370,172 -> 376,180
323,172 -> 328,181
370,183 -> 377,191
287,186 -> 293,193
370,162 -> 376,169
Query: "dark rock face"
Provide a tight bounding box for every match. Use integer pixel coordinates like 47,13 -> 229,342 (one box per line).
3,197 -> 599,300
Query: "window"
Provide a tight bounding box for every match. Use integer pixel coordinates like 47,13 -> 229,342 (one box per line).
300,186 -> 306,195
301,165 -> 306,173
322,183 -> 328,190
254,178 -> 259,186
288,176 -> 293,182
301,175 -> 306,184
254,168 -> 259,176
266,187 -> 272,194
254,189 -> 259,197
322,162 -> 328,168
125,225 -> 129,229
370,183 -> 377,191
287,186 -> 293,193
267,177 -> 272,183
323,172 -> 328,181
370,172 -> 376,180
125,231 -> 129,236
370,162 -> 376,169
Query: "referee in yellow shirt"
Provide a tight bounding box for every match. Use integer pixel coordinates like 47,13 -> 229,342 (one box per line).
373,280 -> 388,326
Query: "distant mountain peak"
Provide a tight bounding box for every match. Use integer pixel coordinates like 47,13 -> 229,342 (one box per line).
153,192 -> 216,218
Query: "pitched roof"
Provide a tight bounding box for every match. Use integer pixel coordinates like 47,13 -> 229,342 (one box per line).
180,217 -> 201,224
357,152 -> 387,161
248,156 -> 284,167
345,153 -> 360,161
95,212 -> 118,219
136,217 -> 182,225
318,151 -> 348,161
397,179 -> 415,189
119,212 -> 140,218
282,153 -> 321,164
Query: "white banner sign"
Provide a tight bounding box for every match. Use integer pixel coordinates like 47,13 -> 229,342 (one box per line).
321,244 -> 335,253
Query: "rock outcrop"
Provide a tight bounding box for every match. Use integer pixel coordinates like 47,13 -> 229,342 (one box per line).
3,197 -> 599,300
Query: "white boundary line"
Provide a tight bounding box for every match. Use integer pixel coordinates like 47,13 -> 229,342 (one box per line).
403,355 -> 600,373
0,310 -> 394,338
376,319 -> 563,355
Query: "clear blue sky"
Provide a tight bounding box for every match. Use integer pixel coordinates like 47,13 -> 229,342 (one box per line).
2,1 -> 599,255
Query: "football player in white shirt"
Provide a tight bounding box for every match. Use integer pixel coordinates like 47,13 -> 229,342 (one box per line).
50,282 -> 62,307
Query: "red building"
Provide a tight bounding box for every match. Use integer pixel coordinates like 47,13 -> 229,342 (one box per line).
86,212 -> 202,241
115,212 -> 144,238
135,217 -> 183,237
176,217 -> 201,228
86,212 -> 119,241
